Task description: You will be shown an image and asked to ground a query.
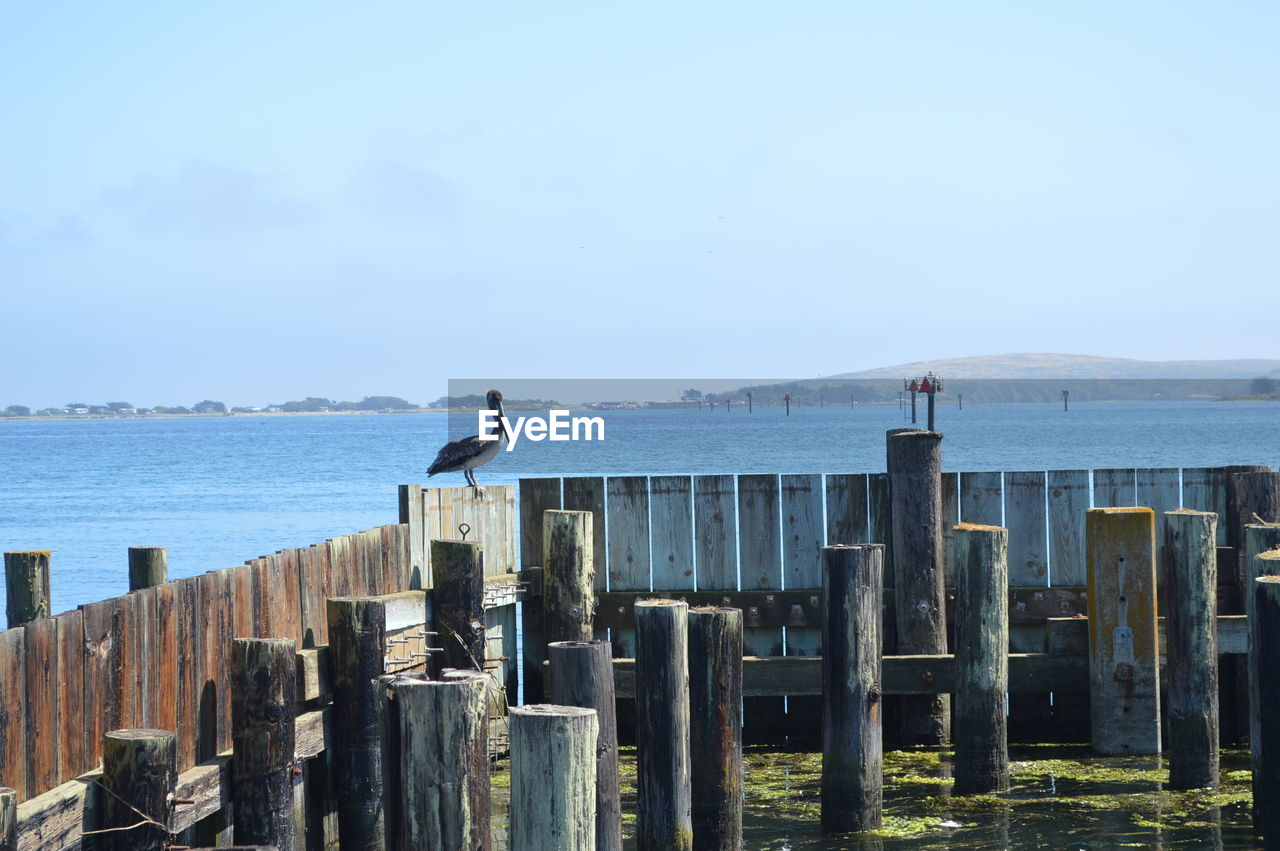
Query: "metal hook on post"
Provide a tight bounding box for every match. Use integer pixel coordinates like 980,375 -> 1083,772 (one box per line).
458,522 -> 471,541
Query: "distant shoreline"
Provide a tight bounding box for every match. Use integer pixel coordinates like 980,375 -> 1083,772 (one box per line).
2,395 -> 1277,423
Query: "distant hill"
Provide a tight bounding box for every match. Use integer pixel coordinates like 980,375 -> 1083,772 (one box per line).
832,353 -> 1280,380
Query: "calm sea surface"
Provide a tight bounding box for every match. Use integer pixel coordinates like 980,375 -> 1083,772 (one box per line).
2,400 -> 1277,622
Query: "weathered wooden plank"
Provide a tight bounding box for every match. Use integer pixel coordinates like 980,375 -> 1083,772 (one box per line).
1093,468 -> 1136,508
735,474 -> 783,740
520,478 -> 563,571
248,557 -> 274,633
1005,471 -> 1048,587
650,475 -> 694,591
1047,470 -> 1090,586
606,477 -> 651,594
53,611 -> 84,785
0,624 -> 29,798
1182,467 -> 1228,546
736,475 -> 778,592
196,570 -> 233,764
1137,468 -> 1181,517
25,618 -> 58,797
325,536 -> 355,600
563,477 -> 606,585
596,586 -> 1090,631
173,576 -> 201,770
14,771 -> 96,851
609,653 -> 1090,699
824,470 -> 865,545
781,474 -> 823,593
297,646 -> 331,702
280,547 -> 306,643
868,474 -> 893,588
81,594 -> 133,770
941,471 -> 960,585
959,471 -> 1002,525
149,584 -> 179,762
226,564 -> 255,639
398,483 -> 427,587
383,524 -> 410,594
133,588 -> 155,730
298,545 -> 331,648
824,473 -> 869,547
363,529 -> 386,597
998,473 -> 1049,731
781,474 -> 824,740
695,475 -> 738,592
421,488 -> 443,586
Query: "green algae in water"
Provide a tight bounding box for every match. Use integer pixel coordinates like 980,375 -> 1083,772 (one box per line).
488,745 -> 1257,848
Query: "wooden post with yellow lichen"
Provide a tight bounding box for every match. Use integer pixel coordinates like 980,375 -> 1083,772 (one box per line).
820,544 -> 883,833
1086,507 -> 1160,754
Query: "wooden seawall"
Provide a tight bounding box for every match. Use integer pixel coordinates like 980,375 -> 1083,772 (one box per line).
1,464 -> 1276,847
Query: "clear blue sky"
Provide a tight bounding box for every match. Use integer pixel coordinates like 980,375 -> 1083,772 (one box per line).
3,3 -> 1277,408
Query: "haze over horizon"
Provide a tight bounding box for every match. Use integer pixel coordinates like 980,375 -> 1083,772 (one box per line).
5,4 -> 1277,409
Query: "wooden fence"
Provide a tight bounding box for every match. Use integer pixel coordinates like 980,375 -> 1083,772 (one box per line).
518,466 -> 1267,741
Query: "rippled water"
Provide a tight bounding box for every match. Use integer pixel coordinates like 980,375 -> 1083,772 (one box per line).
2,400 -> 1277,620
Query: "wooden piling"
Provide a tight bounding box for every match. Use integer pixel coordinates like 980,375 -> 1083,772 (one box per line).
510,705 -> 598,851
1250,568 -> 1280,841
0,788 -> 14,851
391,670 -> 490,850
99,729 -> 177,851
687,607 -> 742,850
952,523 -> 1009,794
1162,510 -> 1219,789
548,640 -> 622,851
885,428 -> 949,744
820,545 -> 883,833
1086,507 -> 1160,754
635,599 -> 693,850
327,596 -> 387,849
431,539 -> 486,672
4,551 -> 50,627
127,546 -> 168,590
230,638 -> 297,849
544,510 -> 595,643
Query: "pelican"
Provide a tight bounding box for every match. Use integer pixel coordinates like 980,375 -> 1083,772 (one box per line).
427,389 -> 507,496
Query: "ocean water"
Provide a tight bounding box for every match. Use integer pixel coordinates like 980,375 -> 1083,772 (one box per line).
2,400 -> 1277,621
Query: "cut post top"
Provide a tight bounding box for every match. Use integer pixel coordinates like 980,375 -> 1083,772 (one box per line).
635,598 -> 688,609
1259,550 -> 1280,565
886,427 -> 943,439
689,605 -> 741,616
1087,506 -> 1155,517
548,639 -> 608,649
821,543 -> 885,552
3,550 -> 50,557
1166,508 -> 1216,517
1258,573 -> 1280,583
954,522 -> 1006,532
511,703 -> 598,719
